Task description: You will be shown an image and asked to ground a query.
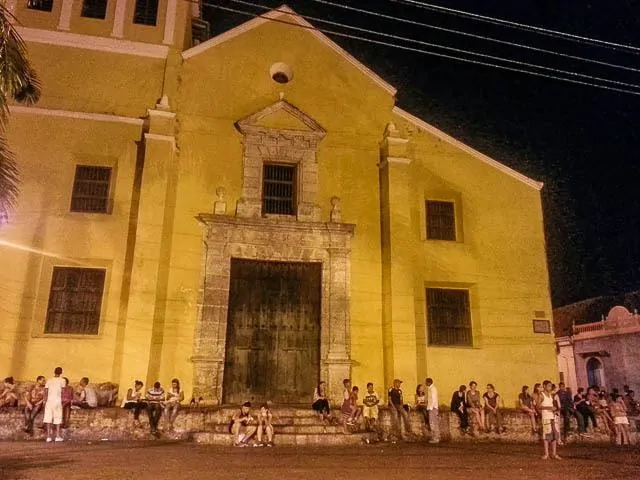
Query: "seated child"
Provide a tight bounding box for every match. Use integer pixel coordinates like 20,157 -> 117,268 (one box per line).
255,403 -> 274,447
362,382 -> 380,433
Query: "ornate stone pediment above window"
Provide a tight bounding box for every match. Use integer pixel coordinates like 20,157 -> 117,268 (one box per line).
234,100 -> 326,222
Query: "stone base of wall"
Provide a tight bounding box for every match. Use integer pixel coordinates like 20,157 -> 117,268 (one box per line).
0,407 -> 636,445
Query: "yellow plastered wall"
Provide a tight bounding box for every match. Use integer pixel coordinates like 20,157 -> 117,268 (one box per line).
23,43 -> 165,117
0,114 -> 142,383
388,114 -> 557,406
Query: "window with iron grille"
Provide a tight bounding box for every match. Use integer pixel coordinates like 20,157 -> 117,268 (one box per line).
70,165 -> 112,213
426,200 -> 456,241
27,0 -> 53,11
262,163 -> 296,215
133,0 -> 158,25
426,288 -> 472,346
82,0 -> 107,19
45,267 -> 106,335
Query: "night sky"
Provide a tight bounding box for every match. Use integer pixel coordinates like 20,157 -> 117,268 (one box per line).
204,0 -> 640,307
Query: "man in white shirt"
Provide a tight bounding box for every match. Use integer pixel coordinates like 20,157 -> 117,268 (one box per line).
43,366 -> 66,442
426,377 -> 440,443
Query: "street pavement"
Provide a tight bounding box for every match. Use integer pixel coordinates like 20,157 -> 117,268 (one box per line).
0,441 -> 638,479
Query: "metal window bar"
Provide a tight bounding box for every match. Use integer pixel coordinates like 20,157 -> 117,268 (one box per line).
81,0 -> 108,19
427,288 -> 472,346
27,0 -> 53,11
133,0 -> 158,25
70,165 -> 111,213
262,164 -> 296,215
426,200 -> 456,240
45,267 -> 106,335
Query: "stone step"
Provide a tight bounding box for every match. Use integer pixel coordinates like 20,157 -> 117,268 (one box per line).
203,424 -> 347,435
192,431 -> 366,446
204,416 -> 341,427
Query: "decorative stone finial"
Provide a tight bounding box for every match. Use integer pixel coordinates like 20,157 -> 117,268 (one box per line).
279,92 -> 285,100
330,196 -> 341,223
156,94 -> 170,111
384,122 -> 401,138
214,187 -> 227,215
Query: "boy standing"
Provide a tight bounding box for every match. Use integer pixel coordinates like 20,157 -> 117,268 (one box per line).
388,379 -> 411,441
362,382 -> 380,432
43,367 -> 65,442
426,377 -> 440,443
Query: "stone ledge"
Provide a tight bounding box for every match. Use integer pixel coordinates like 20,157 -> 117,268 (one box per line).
1,407 -> 634,445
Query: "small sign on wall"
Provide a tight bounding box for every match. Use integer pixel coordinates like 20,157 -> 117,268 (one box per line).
533,319 -> 551,334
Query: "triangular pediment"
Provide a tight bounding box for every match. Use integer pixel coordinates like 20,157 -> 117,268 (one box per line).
182,5 -> 396,96
236,100 -> 326,137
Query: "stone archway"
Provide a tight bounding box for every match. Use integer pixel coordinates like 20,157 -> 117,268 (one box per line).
191,215 -> 354,405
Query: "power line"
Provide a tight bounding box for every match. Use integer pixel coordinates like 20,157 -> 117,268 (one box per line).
200,2 -> 640,97
392,0 -> 640,54
308,0 -> 640,74
222,0 -> 640,91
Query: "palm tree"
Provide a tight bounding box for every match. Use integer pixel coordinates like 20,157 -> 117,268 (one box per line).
0,4 -> 40,224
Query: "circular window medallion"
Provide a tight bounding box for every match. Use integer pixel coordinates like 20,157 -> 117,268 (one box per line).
270,62 -> 293,84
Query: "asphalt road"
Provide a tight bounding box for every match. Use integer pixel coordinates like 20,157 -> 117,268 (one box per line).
0,441 -> 638,480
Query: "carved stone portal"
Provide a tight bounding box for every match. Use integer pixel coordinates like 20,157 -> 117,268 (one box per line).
192,214 -> 354,405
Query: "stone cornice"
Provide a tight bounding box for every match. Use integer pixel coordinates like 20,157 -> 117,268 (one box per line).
196,214 -> 355,237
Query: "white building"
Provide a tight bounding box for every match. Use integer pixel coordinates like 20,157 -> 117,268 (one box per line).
555,303 -> 640,393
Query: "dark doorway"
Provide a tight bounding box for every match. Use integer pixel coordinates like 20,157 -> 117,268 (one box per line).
223,259 -> 321,404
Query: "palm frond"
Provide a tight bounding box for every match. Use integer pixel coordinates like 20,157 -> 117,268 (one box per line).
0,4 -> 41,113
0,134 -> 19,215
0,5 -> 41,219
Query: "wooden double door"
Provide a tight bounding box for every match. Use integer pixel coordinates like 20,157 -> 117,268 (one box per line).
223,259 -> 321,404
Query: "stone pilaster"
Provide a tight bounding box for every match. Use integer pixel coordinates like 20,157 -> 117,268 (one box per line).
117,96 -> 177,389
379,122 -> 418,387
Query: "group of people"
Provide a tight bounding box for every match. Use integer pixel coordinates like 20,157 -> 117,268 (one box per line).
19,373 -> 98,436
120,378 -> 184,437
6,368 -> 185,441
229,402 -> 275,447
519,382 -> 638,447
6,368 -> 639,453
310,378 -> 442,443
309,376 -> 639,458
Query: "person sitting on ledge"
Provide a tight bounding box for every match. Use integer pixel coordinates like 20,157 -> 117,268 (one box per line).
311,381 -> 331,423
72,377 -> 98,409
164,378 -> 184,430
255,403 -> 274,447
61,377 -> 74,429
146,381 -> 165,437
23,376 -> 46,434
230,402 -> 257,447
122,380 -> 147,427
0,377 -> 18,408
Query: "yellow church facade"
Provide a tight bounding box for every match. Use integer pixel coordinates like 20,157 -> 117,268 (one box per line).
0,1 -> 556,405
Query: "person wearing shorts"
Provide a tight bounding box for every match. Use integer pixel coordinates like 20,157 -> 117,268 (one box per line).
362,382 -> 380,431
43,367 -> 66,442
539,381 -> 560,460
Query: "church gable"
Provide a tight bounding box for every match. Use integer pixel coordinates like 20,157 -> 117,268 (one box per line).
182,5 -> 396,96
